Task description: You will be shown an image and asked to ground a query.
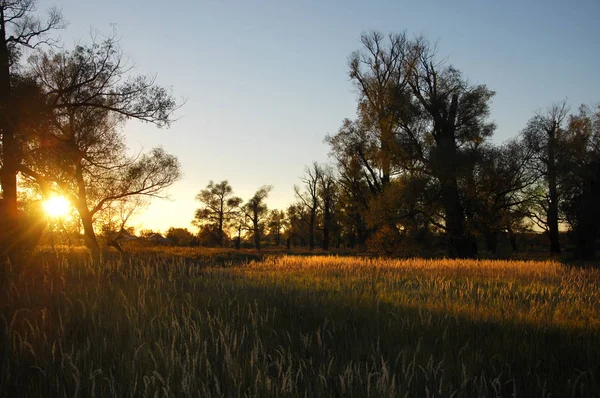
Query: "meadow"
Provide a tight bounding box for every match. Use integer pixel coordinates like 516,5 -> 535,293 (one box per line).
1,250 -> 599,397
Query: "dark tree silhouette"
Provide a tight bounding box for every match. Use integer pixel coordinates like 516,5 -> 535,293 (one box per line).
560,104 -> 600,259
317,165 -> 336,250
0,0 -> 62,263
294,163 -> 321,250
243,186 -> 271,250
522,101 -> 569,255
17,36 -> 181,259
193,180 -> 242,247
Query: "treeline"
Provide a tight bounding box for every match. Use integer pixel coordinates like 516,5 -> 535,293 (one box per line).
192,32 -> 599,260
1,2 -> 598,263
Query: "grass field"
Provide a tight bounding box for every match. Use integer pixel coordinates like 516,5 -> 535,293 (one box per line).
1,250 -> 599,397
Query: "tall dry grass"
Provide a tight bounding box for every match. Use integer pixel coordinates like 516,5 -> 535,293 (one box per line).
1,252 -> 598,397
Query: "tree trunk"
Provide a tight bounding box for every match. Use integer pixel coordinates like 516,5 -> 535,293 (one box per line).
80,207 -> 101,262
547,129 -> 561,254
437,133 -> 475,258
485,230 -> 498,254
507,225 -> 519,252
253,220 -> 261,250
218,217 -> 224,247
235,226 -> 241,250
308,209 -> 315,250
322,199 -> 330,251
73,162 -> 100,261
0,16 -> 20,266
575,221 -> 598,261
574,170 -> 600,260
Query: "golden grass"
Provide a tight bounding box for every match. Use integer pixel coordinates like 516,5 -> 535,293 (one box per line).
1,252 -> 598,396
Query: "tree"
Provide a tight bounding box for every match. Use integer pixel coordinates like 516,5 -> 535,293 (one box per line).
285,203 -> 309,248
267,209 -> 286,246
0,0 -> 62,263
166,227 -> 197,247
231,206 -> 246,249
18,36 -> 181,260
406,37 -> 495,258
96,196 -> 147,251
243,186 -> 271,250
331,31 -> 496,258
560,104 -> 600,259
347,31 -> 415,189
193,180 -> 242,247
522,101 -> 569,254
294,163 -> 321,250
464,140 -> 537,254
317,165 -> 336,250
331,154 -> 370,247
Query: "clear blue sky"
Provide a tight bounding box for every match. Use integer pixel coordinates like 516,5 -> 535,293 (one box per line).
44,0 -> 600,232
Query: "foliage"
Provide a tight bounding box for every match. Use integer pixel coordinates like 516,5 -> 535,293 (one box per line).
16,35 -> 182,258
165,227 -> 197,247
193,180 -> 242,247
243,186 -> 272,250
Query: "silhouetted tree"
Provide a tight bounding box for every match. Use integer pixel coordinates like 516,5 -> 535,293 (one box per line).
317,165 -> 336,250
406,36 -> 495,258
285,203 -> 308,248
267,209 -> 286,246
97,196 -> 147,252
294,163 -> 321,250
0,0 -> 62,264
464,141 -> 537,253
193,180 -> 242,247
331,32 -> 495,258
522,101 -> 569,254
18,36 -> 181,260
560,104 -> 600,259
243,186 -> 271,250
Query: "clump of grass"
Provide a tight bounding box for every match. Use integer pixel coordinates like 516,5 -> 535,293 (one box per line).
1,253 -> 598,396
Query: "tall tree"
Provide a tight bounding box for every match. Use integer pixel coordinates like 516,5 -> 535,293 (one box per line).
193,180 -> 242,247
347,31 -> 415,188
560,104 -> 600,259
243,185 -> 271,250
406,37 -> 495,258
18,36 -> 181,259
0,0 -> 62,262
332,32 -> 495,258
522,101 -> 569,254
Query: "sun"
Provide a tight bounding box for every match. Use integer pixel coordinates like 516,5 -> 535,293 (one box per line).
43,196 -> 71,218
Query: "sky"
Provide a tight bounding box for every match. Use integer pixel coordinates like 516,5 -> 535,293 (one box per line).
42,0 -> 600,233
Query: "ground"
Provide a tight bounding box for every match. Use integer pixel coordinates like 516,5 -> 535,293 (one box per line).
1,247 -> 598,397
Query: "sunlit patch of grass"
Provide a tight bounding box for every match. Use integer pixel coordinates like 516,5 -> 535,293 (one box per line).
1,252 -> 598,396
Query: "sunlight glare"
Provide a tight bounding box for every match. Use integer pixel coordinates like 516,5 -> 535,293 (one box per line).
43,196 -> 70,218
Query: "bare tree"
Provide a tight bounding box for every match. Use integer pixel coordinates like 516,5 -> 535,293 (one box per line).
243,185 -> 271,250
294,163 -> 321,250
318,165 -> 336,250
193,180 -> 242,247
0,0 -> 62,262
